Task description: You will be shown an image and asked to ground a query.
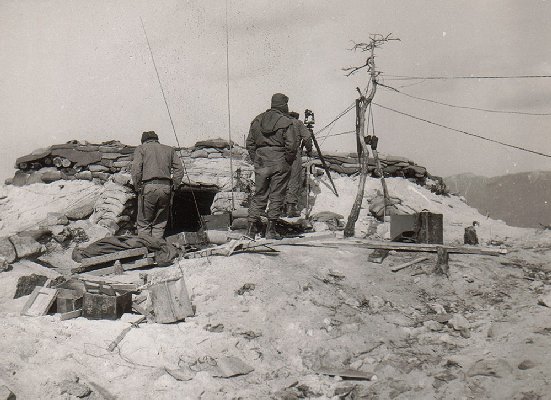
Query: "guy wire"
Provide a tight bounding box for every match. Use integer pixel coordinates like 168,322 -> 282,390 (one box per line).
225,0 -> 235,211
140,17 -> 206,232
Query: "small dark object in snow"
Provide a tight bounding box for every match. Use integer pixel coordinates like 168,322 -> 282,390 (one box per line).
236,283 -> 256,295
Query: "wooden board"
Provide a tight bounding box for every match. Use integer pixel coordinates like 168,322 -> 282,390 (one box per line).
149,277 -> 194,323
72,247 -> 149,273
286,239 -> 507,256
21,287 -> 58,317
85,257 -> 156,276
60,309 -> 82,321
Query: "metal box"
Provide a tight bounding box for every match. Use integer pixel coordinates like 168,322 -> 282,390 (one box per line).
82,288 -> 132,320
390,211 -> 443,244
202,213 -> 231,231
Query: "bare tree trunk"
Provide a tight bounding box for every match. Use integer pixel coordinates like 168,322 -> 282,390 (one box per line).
344,80 -> 377,237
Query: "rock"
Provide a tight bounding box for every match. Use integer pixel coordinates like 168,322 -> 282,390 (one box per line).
14,273 -> 48,298
0,257 -> 12,272
66,203 -> 95,220
59,380 -> 91,398
111,173 -> 132,186
191,149 -> 209,158
448,314 -> 470,337
74,171 -> 93,180
88,164 -> 110,173
368,295 -> 385,313
91,172 -> 110,181
424,320 -> 443,331
537,292 -> 551,308
40,212 -> 69,228
12,171 -> 30,186
0,238 -> 17,263
518,360 -> 536,370
207,152 -> 223,159
0,385 -> 16,400
9,235 -> 43,259
41,170 -> 63,183
466,358 -> 512,378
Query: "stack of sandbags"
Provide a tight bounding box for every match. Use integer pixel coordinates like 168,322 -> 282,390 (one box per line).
90,181 -> 135,234
8,140 -> 136,186
311,152 -> 431,185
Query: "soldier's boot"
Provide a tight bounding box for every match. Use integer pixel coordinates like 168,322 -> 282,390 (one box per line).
265,219 -> 282,240
287,204 -> 300,218
246,220 -> 259,238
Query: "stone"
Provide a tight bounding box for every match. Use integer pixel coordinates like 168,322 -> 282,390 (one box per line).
466,358 -> 512,378
207,152 -> 223,159
518,360 -> 536,370
91,172 -> 110,181
12,171 -> 30,186
191,149 -> 209,158
41,170 -> 63,183
0,257 -> 11,272
448,314 -> 470,337
537,292 -> 551,308
74,171 -> 93,180
40,212 -> 69,228
0,238 -> 17,263
0,385 -> 16,400
424,320 -> 444,331
368,295 -> 385,313
59,380 -> 91,398
14,273 -> 49,298
26,172 -> 44,184
66,203 -> 95,220
9,235 -> 43,259
88,164 -> 110,173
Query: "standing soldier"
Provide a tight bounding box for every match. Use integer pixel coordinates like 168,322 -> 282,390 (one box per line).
246,93 -> 298,239
284,111 -> 313,217
131,130 -> 184,238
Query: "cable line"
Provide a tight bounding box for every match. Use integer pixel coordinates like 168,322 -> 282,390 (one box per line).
373,102 -> 551,159
382,74 -> 551,81
379,83 -> 551,116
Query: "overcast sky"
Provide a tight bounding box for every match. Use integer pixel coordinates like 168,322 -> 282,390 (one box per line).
1,0 -> 550,180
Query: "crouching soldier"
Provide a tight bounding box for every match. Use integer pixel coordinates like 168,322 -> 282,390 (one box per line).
131,130 -> 184,238
246,93 -> 298,239
284,111 -> 313,217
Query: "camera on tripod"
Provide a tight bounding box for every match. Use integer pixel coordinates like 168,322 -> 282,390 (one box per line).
304,109 -> 315,128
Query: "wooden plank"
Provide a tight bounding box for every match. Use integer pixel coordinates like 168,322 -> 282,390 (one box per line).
286,239 -> 507,256
72,247 -> 149,274
391,256 -> 431,272
149,277 -> 194,323
85,257 -> 156,276
60,309 -> 82,321
21,287 -> 58,317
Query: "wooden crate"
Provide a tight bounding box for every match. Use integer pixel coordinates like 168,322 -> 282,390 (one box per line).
56,288 -> 83,313
82,282 -> 132,320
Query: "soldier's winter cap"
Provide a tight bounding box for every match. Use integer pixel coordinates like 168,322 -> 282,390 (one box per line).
141,130 -> 159,143
271,93 -> 289,113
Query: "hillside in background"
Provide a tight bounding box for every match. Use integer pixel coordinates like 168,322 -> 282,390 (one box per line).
445,171 -> 551,228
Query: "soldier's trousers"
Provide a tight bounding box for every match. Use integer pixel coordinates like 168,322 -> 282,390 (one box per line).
285,150 -> 304,205
249,163 -> 292,221
137,183 -> 171,238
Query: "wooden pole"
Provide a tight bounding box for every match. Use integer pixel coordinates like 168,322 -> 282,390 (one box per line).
344,44 -> 377,237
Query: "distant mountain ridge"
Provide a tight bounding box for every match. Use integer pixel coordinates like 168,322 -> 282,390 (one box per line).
445,171 -> 551,228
